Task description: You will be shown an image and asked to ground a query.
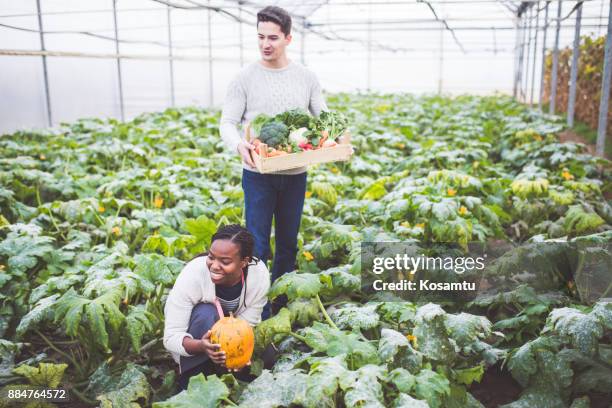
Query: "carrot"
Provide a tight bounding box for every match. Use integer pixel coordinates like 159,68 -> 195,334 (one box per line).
318,130 -> 329,148
267,149 -> 288,157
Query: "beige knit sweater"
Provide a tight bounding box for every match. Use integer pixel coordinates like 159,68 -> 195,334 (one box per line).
219,60 -> 327,175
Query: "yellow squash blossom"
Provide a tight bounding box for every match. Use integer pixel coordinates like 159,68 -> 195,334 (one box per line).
98,205 -> 105,212
458,206 -> 468,216
305,191 -> 312,198
406,334 -> 418,348
303,251 -> 314,261
415,223 -> 425,229
154,196 -> 164,208
447,188 -> 457,196
561,169 -> 574,181
112,226 -> 121,236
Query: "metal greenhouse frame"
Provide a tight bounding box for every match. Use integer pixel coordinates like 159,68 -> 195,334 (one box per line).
0,0 -> 610,154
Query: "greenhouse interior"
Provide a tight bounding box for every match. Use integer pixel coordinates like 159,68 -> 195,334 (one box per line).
1,0 -> 612,407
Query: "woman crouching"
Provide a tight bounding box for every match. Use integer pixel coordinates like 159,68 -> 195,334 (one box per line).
163,224 -> 270,391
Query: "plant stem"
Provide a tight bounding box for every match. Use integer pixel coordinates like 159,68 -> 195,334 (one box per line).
128,227 -> 146,254
30,339 -> 79,345
35,330 -> 85,378
140,338 -> 161,353
601,280 -> 612,299
36,186 -> 66,240
222,397 -> 238,406
315,294 -> 339,330
289,331 -> 307,343
73,379 -> 91,388
71,387 -> 96,405
91,205 -> 106,227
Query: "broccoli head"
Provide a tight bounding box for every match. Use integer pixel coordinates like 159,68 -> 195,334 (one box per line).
259,121 -> 289,148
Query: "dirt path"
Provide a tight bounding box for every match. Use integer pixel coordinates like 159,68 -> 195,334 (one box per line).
558,130 -> 596,154
557,130 -> 609,159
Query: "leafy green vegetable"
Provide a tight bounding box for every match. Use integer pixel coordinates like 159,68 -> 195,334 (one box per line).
315,110 -> 349,141
274,109 -> 311,131
250,113 -> 272,136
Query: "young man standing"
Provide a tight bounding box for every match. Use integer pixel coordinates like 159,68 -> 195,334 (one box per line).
220,6 -> 327,318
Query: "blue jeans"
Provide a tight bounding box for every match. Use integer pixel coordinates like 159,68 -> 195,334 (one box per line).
242,169 -> 307,317
178,303 -> 219,390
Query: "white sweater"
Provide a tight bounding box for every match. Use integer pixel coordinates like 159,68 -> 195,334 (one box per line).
219,60 -> 328,175
163,256 -> 270,364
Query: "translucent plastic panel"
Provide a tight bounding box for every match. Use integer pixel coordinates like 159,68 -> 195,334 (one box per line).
0,56 -> 48,133
0,0 -> 609,133
120,59 -> 171,119
172,60 -> 210,108
46,56 -> 119,123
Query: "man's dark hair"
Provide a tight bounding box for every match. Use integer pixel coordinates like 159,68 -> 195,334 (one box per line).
257,6 -> 292,36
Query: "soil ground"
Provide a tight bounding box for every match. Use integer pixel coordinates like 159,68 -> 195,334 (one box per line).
558,130 -> 598,156
470,363 -> 522,407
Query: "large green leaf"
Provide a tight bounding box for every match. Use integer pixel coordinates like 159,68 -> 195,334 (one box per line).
53,288 -> 124,351
413,369 -> 451,408
505,337 -> 574,408
339,364 -> 387,408
132,253 -> 183,294
385,368 -> 416,394
288,298 -> 319,327
299,322 -> 380,369
183,214 -> 216,253
446,313 -> 492,354
239,369 -> 308,407
329,303 -> 380,331
153,374 -> 227,408
302,356 -> 349,408
15,295 -> 59,338
0,233 -> 54,276
413,304 -> 456,363
96,364 -> 151,408
268,272 -> 331,301
125,304 -> 156,353
254,308 -> 291,353
394,393 -> 429,408
378,328 -> 422,373
12,363 -> 67,388
544,303 -> 611,356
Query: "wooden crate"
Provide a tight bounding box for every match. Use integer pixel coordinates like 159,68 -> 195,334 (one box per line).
245,125 -> 353,174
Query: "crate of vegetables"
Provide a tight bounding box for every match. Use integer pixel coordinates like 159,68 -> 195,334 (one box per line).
245,109 -> 353,174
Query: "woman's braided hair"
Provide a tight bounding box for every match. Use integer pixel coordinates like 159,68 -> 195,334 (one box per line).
210,224 -> 256,261
207,224 -> 259,309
